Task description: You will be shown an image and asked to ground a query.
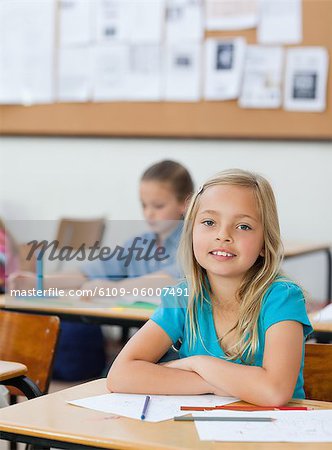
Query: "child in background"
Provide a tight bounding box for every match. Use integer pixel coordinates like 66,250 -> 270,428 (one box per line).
108,169 -> 312,405
80,159 -> 194,291
0,218 -> 18,293
9,160 -> 194,381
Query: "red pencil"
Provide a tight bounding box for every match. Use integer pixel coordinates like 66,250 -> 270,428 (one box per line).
180,405 -> 312,411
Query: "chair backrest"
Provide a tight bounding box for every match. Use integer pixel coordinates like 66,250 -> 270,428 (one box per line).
303,343 -> 332,402
0,311 -> 60,394
56,218 -> 105,250
18,243 -> 36,272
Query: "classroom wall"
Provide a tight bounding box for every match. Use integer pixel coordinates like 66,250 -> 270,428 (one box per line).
1,136 -> 331,301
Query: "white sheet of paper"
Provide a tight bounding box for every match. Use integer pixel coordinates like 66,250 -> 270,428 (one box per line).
68,393 -> 239,422
239,45 -> 284,109
93,44 -> 129,101
194,410 -> 332,442
58,47 -> 92,102
126,0 -> 165,43
95,0 -> 130,42
204,37 -> 246,100
0,0 -> 55,104
126,45 -> 162,101
258,0 -> 302,45
59,0 -> 94,46
165,0 -> 203,43
205,0 -> 259,30
313,303 -> 332,322
164,43 -> 202,101
284,47 -> 329,112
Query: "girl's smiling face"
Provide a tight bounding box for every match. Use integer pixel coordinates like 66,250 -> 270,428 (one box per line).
192,184 -> 264,283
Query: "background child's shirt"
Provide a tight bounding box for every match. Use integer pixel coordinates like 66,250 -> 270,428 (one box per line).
81,224 -> 182,281
151,280 -> 313,399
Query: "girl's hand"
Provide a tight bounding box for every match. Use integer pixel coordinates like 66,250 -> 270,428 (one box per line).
7,271 -> 36,291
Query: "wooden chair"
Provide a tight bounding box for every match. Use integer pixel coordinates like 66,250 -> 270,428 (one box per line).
18,243 -> 36,272
0,310 -> 60,398
303,343 -> 332,402
56,217 -> 105,250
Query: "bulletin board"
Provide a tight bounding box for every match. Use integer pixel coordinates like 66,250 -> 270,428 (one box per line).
0,0 -> 331,139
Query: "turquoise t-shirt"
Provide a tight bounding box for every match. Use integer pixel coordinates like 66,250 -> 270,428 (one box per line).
151,280 -> 313,399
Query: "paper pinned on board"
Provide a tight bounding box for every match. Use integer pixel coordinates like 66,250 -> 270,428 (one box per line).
92,44 -> 129,101
59,0 -> 94,46
194,409 -> 332,442
126,44 -> 163,101
165,0 -> 203,43
126,0 -> 165,43
0,0 -> 55,105
257,0 -> 302,45
284,47 -> 329,112
58,46 -> 92,102
239,45 -> 284,109
205,0 -> 259,31
95,0 -> 129,43
68,393 -> 239,422
164,43 -> 202,101
204,37 -> 246,101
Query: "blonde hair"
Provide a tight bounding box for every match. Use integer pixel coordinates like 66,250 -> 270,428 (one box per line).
178,169 -> 284,362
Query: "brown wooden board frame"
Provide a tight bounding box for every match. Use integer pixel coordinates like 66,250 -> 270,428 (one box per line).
0,1 -> 331,139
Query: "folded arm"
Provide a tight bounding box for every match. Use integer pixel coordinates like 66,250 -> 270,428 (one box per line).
107,320 -> 228,395
164,321 -> 304,406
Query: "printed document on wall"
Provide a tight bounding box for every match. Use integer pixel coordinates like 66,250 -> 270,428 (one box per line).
0,0 -> 55,104
59,0 -> 94,46
126,45 -> 162,100
205,0 -> 259,30
257,0 -> 302,44
239,45 -> 284,109
95,0 -> 130,43
204,38 -> 246,100
164,43 -> 202,101
126,0 -> 165,43
165,0 -> 203,43
93,44 -> 129,101
58,47 -> 92,102
284,47 -> 329,112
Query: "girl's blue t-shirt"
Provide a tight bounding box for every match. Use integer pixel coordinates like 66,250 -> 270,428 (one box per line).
151,280 -> 313,399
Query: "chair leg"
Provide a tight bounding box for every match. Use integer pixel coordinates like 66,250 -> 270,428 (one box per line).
1,376 -> 42,400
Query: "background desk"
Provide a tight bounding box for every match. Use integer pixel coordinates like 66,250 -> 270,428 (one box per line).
0,379 -> 332,450
0,295 -> 152,329
284,242 -> 332,302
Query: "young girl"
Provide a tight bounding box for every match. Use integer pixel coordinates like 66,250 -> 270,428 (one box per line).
107,169 -> 313,406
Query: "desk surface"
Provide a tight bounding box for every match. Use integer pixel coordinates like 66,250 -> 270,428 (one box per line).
0,379 -> 331,450
1,295 -> 332,334
0,295 -> 152,323
0,361 -> 27,382
283,242 -> 331,258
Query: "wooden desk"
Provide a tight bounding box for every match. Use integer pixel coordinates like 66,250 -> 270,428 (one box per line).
283,242 -> 332,301
0,379 -> 331,450
0,295 -> 153,328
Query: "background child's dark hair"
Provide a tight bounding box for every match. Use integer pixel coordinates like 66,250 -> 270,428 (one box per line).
141,160 -> 194,203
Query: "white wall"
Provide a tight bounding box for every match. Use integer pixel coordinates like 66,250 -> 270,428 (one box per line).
1,136 -> 331,300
